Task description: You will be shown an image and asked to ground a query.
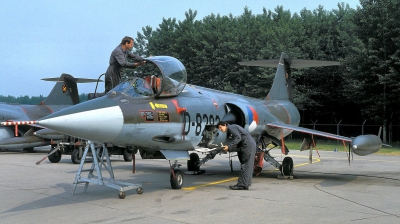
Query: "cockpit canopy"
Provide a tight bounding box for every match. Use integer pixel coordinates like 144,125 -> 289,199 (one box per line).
109,56 -> 187,98
144,56 -> 187,97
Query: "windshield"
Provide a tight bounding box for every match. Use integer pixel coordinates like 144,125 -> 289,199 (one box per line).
110,78 -> 154,97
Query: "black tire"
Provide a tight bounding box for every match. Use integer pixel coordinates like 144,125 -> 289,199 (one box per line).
187,153 -> 200,171
281,157 -> 293,176
71,149 -> 82,164
123,149 -> 132,162
48,150 -> 62,163
118,191 -> 126,199
170,169 -> 184,189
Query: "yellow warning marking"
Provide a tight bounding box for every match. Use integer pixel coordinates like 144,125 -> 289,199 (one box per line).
154,103 -> 168,108
183,155 -> 321,190
149,102 -> 155,110
294,158 -> 321,167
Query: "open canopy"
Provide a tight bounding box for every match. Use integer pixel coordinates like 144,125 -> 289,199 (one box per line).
109,56 -> 188,98
144,56 -> 187,98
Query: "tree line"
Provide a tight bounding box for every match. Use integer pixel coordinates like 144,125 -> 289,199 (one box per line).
131,0 -> 400,142
0,94 -> 88,104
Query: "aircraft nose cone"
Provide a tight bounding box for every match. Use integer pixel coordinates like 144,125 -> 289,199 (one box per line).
38,97 -> 123,142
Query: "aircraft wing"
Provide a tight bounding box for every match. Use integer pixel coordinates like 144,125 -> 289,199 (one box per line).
267,122 -> 352,142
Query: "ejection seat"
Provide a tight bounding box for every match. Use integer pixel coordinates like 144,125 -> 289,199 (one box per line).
144,75 -> 161,94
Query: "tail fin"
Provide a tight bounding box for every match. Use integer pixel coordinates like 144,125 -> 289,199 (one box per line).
40,74 -> 79,105
238,52 -> 340,101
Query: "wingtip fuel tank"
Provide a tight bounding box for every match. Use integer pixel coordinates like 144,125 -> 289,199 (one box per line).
351,135 -> 382,156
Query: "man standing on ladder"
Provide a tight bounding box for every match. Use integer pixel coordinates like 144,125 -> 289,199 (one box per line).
105,36 -> 146,93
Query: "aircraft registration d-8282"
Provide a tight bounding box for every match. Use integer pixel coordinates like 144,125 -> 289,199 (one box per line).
7,53 -> 382,197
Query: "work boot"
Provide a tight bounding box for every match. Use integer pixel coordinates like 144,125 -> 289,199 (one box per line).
229,184 -> 248,190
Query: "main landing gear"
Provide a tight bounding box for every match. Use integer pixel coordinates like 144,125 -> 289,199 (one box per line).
259,136 -> 294,179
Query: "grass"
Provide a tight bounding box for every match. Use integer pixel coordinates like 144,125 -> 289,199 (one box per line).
283,140 -> 400,156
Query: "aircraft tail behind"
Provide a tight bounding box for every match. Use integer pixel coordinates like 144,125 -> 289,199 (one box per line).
41,73 -> 79,105
238,52 -> 340,101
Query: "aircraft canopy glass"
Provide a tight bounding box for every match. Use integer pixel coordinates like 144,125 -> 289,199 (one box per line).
112,78 -> 154,98
108,56 -> 187,98
144,56 -> 187,98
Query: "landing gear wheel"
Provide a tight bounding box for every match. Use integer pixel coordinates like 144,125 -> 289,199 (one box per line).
137,187 -> 144,194
187,153 -> 200,171
170,169 -> 184,189
71,149 -> 82,164
118,191 -> 126,199
281,157 -> 293,176
123,149 -> 133,162
48,150 -> 62,163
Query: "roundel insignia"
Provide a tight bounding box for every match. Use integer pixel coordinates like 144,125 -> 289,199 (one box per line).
62,84 -> 67,93
246,105 -> 259,124
247,105 -> 259,132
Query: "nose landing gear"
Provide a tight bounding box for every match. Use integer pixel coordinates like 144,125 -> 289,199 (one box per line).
170,160 -> 184,189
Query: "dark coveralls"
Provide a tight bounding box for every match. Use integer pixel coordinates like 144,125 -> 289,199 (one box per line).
105,45 -> 144,92
226,124 -> 256,187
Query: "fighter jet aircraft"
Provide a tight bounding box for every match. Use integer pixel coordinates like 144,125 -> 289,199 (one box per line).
0,74 -> 94,153
6,53 -> 382,191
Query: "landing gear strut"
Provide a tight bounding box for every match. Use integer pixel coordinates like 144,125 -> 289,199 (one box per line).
260,136 -> 293,179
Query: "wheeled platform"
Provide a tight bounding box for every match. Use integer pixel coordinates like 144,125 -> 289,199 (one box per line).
72,141 -> 142,199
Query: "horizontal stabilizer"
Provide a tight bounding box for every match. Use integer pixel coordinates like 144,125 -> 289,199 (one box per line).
42,77 -> 102,83
239,59 -> 340,68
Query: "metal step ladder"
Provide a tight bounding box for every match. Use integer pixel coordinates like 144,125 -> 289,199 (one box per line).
71,141 -> 143,199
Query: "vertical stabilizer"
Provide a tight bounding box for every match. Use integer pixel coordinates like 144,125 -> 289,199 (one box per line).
238,52 -> 340,102
267,53 -> 291,101
41,73 -> 79,105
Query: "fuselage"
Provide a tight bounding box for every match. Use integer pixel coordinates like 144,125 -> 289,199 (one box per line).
37,81 -> 300,151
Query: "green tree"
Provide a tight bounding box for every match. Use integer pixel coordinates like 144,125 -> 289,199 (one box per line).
132,3 -> 399,140
0,95 -> 46,104
343,0 -> 400,142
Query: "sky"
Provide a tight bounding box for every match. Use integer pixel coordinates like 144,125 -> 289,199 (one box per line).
0,0 -> 360,97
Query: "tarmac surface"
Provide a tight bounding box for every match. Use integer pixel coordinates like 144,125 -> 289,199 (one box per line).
0,147 -> 399,224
